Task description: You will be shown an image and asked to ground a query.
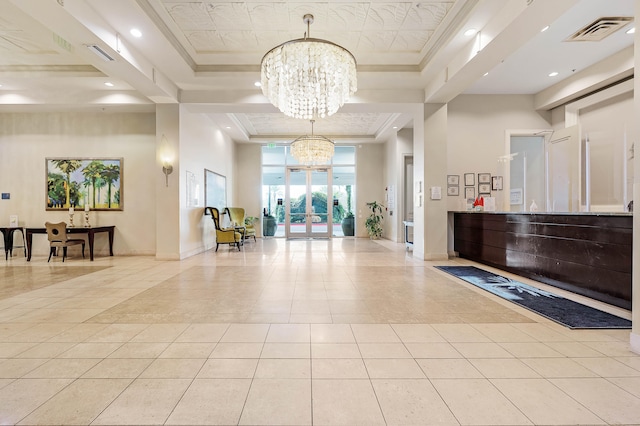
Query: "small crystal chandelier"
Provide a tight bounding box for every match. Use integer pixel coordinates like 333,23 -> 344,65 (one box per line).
261,14 -> 357,120
290,120 -> 335,165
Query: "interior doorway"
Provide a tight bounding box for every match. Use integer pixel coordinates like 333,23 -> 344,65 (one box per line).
285,166 -> 332,238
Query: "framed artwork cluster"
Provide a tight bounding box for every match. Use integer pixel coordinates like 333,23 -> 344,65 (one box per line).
446,175 -> 459,196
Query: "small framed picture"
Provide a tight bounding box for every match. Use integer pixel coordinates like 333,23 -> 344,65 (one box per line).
464,173 -> 475,186
479,183 -> 491,194
492,176 -> 503,191
478,173 -> 491,184
465,186 -> 475,199
447,175 -> 459,186
447,186 -> 459,196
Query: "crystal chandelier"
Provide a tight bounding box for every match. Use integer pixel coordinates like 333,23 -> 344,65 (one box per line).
290,120 -> 335,165
261,14 -> 357,120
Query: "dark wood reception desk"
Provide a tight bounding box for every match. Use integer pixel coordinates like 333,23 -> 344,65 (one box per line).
26,226 -> 115,261
452,212 -> 632,310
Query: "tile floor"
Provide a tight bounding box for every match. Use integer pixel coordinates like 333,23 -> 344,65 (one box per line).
0,238 -> 638,425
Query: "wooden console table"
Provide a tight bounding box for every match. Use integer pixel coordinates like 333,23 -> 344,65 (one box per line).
26,225 -> 115,261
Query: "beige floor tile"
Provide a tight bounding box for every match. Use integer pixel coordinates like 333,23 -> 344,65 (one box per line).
175,323 -> 229,342
310,324 -> 356,343
469,358 -> 541,378
417,358 -> 484,379
551,377 -> 640,425
311,343 -> 361,358
358,342 -> 412,358
261,342 -> 310,358
522,357 -> 599,378
0,342 -> 37,358
255,358 -> 310,378
58,342 -> 123,359
24,358 -> 100,379
289,313 -> 333,323
197,358 -> 258,378
331,313 -> 377,323
82,358 -> 154,379
470,323 -> 538,342
583,340 -> 636,357
107,342 -> 169,359
452,342 -> 515,358
139,358 -> 205,378
220,324 -> 270,342
86,324 -> 150,342
351,324 -> 401,342
432,378 -> 532,425
92,378 -> 191,425
312,379 -> 385,425
372,379 -> 459,425
266,324 -> 310,342
166,379 -> 251,425
491,378 -> 605,425
239,379 -> 311,425
159,342 -> 216,358
364,358 -> 425,378
0,378 -> 73,425
432,324 -> 493,343
130,323 -> 189,342
545,341 -> 607,357
404,342 -> 463,358
500,342 -> 564,358
13,342 -> 76,359
311,358 -> 368,379
391,323 -> 446,342
0,358 -> 48,378
18,378 -> 132,425
574,357 -> 640,377
607,377 -> 640,398
209,342 -> 264,358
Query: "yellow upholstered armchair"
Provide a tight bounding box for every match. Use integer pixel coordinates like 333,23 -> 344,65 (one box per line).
206,207 -> 242,251
226,207 -> 257,241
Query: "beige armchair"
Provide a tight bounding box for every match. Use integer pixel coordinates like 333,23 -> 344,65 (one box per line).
206,207 -> 242,251
226,207 -> 257,241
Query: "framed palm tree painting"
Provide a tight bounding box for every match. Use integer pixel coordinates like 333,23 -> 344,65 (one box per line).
46,158 -> 123,210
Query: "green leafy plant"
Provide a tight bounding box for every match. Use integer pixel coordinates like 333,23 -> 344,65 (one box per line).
245,216 -> 259,226
365,201 -> 384,238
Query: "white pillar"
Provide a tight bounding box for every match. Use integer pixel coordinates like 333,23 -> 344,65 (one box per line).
155,104 -> 181,260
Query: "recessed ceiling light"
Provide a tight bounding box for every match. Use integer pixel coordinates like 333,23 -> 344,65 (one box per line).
483,72 -> 489,77
541,25 -> 550,32
254,81 -> 261,87
548,71 -> 559,77
627,27 -> 635,34
104,82 -> 114,87
130,28 -> 142,38
464,28 -> 477,36
225,126 -> 231,129
392,126 -> 398,129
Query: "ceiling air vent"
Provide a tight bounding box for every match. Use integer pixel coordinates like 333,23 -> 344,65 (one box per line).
86,44 -> 115,62
566,17 -> 633,42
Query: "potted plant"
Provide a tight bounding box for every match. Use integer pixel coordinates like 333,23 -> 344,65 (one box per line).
365,201 -> 384,239
341,211 -> 355,236
263,210 -> 277,237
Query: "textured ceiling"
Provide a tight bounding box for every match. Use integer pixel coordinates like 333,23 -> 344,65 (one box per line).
161,1 -> 454,62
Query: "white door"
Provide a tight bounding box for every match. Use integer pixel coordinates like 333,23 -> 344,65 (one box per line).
286,167 -> 332,238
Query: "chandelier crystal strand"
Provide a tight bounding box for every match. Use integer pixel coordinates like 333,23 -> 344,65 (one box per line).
290,120 -> 335,165
261,15 -> 357,120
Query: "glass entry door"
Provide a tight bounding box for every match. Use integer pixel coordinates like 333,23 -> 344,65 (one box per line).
286,167 -> 332,238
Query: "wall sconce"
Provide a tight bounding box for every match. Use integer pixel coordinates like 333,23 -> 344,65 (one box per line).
162,160 -> 173,187
160,134 -> 174,187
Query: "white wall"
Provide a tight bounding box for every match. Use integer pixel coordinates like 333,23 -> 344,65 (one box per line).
355,144 -> 384,238
179,107 -> 235,257
0,112 -> 156,257
234,143 -> 263,236
383,128 -> 414,243
447,95 -> 552,211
